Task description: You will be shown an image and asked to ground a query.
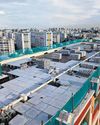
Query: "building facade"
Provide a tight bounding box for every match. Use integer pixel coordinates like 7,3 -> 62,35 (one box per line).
0,37 -> 15,54
15,32 -> 31,51
31,31 -> 53,47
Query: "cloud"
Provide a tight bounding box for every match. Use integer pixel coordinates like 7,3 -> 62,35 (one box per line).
0,10 -> 5,15
0,0 -> 27,3
12,2 -> 29,6
0,0 -> 100,28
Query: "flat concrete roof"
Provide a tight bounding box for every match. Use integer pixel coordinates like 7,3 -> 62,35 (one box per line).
0,42 -> 100,125
7,58 -> 32,67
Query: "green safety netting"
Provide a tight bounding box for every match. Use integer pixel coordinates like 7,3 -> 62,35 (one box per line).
24,49 -> 33,54
0,64 -> 2,76
81,121 -> 88,125
0,38 -> 99,123
0,39 -> 88,61
92,67 -> 100,95
44,67 -> 100,125
9,52 -> 19,58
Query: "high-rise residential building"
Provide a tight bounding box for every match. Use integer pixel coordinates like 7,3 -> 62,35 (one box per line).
53,32 -> 60,44
60,32 -> 65,42
48,28 -> 67,42
15,32 -> 31,51
0,30 -> 3,38
31,31 -> 53,47
7,32 -> 15,40
0,37 -> 15,54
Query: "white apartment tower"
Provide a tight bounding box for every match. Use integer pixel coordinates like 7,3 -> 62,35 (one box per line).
0,37 -> 15,54
15,32 -> 31,51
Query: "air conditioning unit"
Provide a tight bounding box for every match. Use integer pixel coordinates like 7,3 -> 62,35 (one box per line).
84,45 -> 92,52
91,77 -> 99,84
56,110 -> 74,125
93,57 -> 100,63
73,46 -> 80,51
76,51 -> 86,58
91,77 -> 100,96
70,54 -> 81,60
60,50 -> 70,56
77,69 -> 92,77
36,59 -> 50,69
51,53 -> 62,60
80,63 -> 95,69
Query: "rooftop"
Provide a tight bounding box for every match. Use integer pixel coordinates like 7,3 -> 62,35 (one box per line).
0,40 -> 100,125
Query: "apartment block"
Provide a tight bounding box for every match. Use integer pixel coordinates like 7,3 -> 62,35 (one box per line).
0,37 -> 15,54
31,31 -> 53,47
15,32 -> 31,51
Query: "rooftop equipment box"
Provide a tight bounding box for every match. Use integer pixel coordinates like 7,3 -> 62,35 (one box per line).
93,57 -> 100,63
86,43 -> 97,49
51,53 -> 62,60
37,59 -> 50,69
76,51 -> 86,57
80,63 -> 95,69
70,49 -> 79,53
73,46 -> 80,51
70,53 -> 81,60
60,50 -> 70,55
84,45 -> 92,51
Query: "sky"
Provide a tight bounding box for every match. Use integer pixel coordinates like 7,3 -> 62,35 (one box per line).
0,0 -> 100,28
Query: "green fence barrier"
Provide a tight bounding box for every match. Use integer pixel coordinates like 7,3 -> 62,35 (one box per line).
0,64 -> 2,76
0,39 -> 87,62
44,67 -> 100,125
91,67 -> 100,95
0,38 -> 99,124
81,121 -> 88,125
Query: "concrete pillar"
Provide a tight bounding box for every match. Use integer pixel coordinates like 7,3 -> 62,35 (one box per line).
97,119 -> 99,125
41,120 -> 44,125
88,107 -> 92,125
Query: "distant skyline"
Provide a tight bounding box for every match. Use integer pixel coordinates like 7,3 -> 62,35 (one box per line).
0,0 -> 100,28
